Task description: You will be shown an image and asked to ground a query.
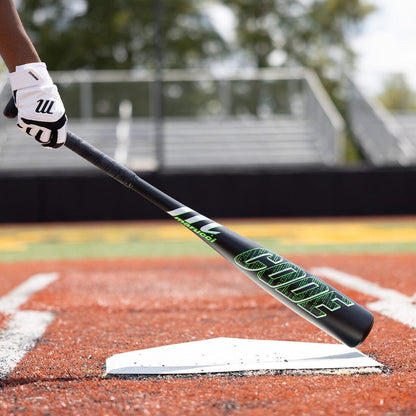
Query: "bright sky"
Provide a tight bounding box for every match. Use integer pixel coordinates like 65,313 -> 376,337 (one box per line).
350,0 -> 416,96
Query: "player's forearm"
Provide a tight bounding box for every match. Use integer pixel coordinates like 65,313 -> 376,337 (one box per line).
0,0 -> 40,71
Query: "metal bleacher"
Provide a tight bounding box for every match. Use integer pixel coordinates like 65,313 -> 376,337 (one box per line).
390,112 -> 416,149
347,76 -> 416,166
0,68 -> 346,173
160,117 -> 320,170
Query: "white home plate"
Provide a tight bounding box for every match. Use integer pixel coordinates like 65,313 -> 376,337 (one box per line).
105,338 -> 382,376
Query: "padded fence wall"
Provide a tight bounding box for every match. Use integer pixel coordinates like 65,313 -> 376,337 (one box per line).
1,167 -> 416,223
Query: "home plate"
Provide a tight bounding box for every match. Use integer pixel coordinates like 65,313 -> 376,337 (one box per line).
105,338 -> 382,376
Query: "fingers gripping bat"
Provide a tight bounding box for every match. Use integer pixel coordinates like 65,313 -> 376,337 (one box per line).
4,98 -> 373,347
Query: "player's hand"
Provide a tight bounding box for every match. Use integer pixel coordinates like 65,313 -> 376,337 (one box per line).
8,62 -> 67,148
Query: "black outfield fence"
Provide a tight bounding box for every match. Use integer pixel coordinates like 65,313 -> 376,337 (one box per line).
1,166 -> 416,223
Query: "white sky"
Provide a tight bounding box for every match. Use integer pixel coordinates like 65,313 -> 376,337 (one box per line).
350,0 -> 416,96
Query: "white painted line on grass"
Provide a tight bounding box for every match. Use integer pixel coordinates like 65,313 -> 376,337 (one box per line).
0,273 -> 58,379
311,267 -> 416,328
0,273 -> 58,313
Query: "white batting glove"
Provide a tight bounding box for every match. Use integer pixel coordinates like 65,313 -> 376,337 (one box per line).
9,62 -> 67,148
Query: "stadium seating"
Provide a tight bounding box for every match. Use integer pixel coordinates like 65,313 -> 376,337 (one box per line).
0,116 -> 325,172
0,68 -> 345,172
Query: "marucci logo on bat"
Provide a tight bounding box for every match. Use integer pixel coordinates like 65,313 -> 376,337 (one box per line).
234,248 -> 355,319
167,206 -> 222,243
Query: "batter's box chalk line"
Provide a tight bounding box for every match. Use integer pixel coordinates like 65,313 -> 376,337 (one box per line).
0,273 -> 58,380
105,337 -> 382,377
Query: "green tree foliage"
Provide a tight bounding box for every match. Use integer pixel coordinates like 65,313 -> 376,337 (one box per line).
378,74 -> 416,111
17,0 -> 374,75
17,0 -> 227,70
221,0 -> 374,71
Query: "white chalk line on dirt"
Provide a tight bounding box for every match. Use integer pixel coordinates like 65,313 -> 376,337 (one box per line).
0,273 -> 58,379
311,267 -> 416,329
0,273 -> 58,313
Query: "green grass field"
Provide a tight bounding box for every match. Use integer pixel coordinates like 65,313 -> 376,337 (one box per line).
1,216 -> 416,262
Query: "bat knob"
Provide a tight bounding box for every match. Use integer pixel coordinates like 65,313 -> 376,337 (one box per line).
3,97 -> 18,119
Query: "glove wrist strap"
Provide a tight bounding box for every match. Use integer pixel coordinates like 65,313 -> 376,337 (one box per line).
9,62 -> 53,91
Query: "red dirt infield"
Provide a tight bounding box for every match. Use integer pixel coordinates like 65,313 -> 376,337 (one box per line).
0,254 -> 415,415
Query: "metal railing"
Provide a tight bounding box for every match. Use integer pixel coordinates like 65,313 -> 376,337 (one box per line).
346,75 -> 415,166
303,69 -> 345,165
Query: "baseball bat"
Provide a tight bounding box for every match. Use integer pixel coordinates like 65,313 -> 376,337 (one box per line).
4,98 -> 373,347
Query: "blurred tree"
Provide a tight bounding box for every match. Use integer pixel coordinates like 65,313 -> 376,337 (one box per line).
377,74 -> 416,111
220,0 -> 375,99
17,0 -> 227,70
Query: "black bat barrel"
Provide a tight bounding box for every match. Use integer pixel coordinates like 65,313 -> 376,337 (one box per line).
217,229 -> 373,347
166,209 -> 374,348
